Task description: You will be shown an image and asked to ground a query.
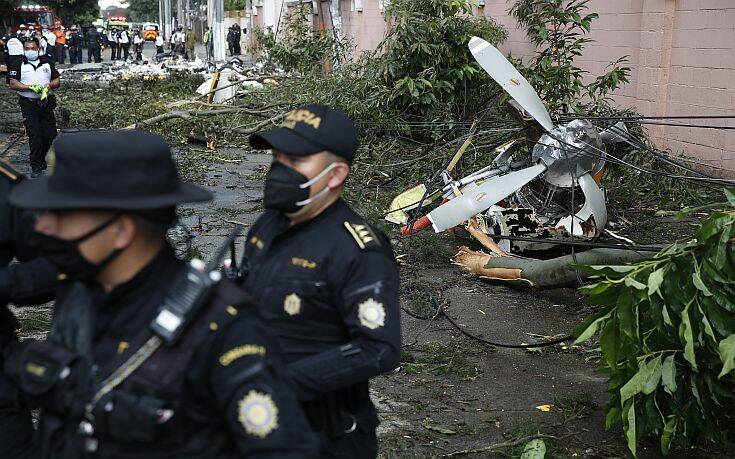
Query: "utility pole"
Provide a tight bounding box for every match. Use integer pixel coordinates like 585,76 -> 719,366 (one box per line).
159,0 -> 164,31
177,0 -> 185,29
209,0 -> 225,61
164,0 -> 172,41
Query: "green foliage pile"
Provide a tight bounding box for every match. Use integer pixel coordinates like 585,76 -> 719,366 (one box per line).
377,0 -> 507,117
573,190 -> 735,456
250,0 -> 506,123
510,0 -> 630,114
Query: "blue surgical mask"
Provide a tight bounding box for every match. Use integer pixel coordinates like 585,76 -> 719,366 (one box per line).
24,50 -> 39,61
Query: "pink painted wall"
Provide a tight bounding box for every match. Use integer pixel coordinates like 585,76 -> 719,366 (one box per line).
263,1 -> 735,172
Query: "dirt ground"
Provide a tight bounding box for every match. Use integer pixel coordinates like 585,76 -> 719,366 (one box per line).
0,119 -> 713,458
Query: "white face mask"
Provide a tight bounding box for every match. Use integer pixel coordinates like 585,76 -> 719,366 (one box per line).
24,50 -> 39,61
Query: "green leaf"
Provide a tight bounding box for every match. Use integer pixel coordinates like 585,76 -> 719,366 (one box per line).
661,417 -> 677,455
605,406 -> 621,429
642,356 -> 663,395
717,334 -> 735,378
620,363 -> 646,403
725,188 -> 735,206
680,302 -> 698,371
520,438 -> 546,459
624,276 -> 647,290
662,354 -> 677,394
647,268 -> 665,298
617,291 -> 637,340
697,213 -> 728,242
661,305 -> 673,327
692,271 -> 713,297
715,222 -> 733,268
599,322 -> 619,369
622,398 -> 637,456
700,307 -> 717,343
589,264 -> 637,274
573,310 -> 612,344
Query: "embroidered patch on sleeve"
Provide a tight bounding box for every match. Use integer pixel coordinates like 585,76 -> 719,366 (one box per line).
357,298 -> 386,330
238,391 -> 279,438
219,344 -> 267,366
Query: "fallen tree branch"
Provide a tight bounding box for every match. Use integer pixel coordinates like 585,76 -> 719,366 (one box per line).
232,112 -> 287,135
123,107 -> 278,130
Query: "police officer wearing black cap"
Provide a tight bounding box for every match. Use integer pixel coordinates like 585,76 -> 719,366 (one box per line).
0,158 -> 59,459
240,105 -> 401,458
2,130 -> 317,458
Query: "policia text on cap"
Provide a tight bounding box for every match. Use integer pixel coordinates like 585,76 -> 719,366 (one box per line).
8,38 -> 60,178
239,105 -> 401,458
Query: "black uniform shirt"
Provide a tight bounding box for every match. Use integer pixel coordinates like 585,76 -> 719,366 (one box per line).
68,32 -> 83,47
85,28 -> 101,48
0,161 -> 58,304
241,198 -> 401,400
33,247 -> 317,458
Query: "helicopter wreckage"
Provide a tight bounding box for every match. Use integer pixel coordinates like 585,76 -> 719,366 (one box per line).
386,37 -> 652,288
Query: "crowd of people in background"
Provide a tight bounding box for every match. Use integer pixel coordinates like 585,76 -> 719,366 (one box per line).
2,21 -> 248,68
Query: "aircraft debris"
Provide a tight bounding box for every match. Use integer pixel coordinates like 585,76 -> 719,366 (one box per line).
386,37 -> 639,287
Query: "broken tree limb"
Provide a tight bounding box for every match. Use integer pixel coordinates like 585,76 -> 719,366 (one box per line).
232,112 -> 288,135
454,247 -> 650,288
457,247 -> 651,288
466,218 -> 508,257
123,107 -> 279,130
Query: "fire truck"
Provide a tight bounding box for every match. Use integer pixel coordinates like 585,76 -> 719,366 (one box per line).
7,5 -> 60,33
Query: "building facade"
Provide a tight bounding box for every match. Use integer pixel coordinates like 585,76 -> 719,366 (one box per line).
250,0 -> 735,173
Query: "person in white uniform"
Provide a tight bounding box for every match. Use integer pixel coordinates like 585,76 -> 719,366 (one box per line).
8,38 -> 60,177
4,32 -> 24,84
155,33 -> 164,54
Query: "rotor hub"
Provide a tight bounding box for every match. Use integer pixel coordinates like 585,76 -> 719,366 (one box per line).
532,119 -> 604,187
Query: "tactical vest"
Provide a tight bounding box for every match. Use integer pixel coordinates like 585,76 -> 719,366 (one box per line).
38,279 -> 247,459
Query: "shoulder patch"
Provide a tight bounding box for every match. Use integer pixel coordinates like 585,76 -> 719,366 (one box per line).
0,159 -> 21,182
344,221 -> 382,250
238,390 -> 279,438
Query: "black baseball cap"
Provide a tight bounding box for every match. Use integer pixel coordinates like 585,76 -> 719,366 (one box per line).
250,104 -> 358,163
9,130 -> 212,210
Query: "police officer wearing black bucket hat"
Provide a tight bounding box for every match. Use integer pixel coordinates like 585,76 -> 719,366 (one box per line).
0,158 -> 59,459
238,105 -> 401,458
3,130 -> 317,458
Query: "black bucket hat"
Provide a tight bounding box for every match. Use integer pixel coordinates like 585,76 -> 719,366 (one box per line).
9,130 -> 212,210
250,104 -> 358,163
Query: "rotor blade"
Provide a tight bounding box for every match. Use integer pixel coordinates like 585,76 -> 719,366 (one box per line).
468,36 -> 554,132
555,172 -> 607,236
599,121 -> 628,144
428,164 -> 547,232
